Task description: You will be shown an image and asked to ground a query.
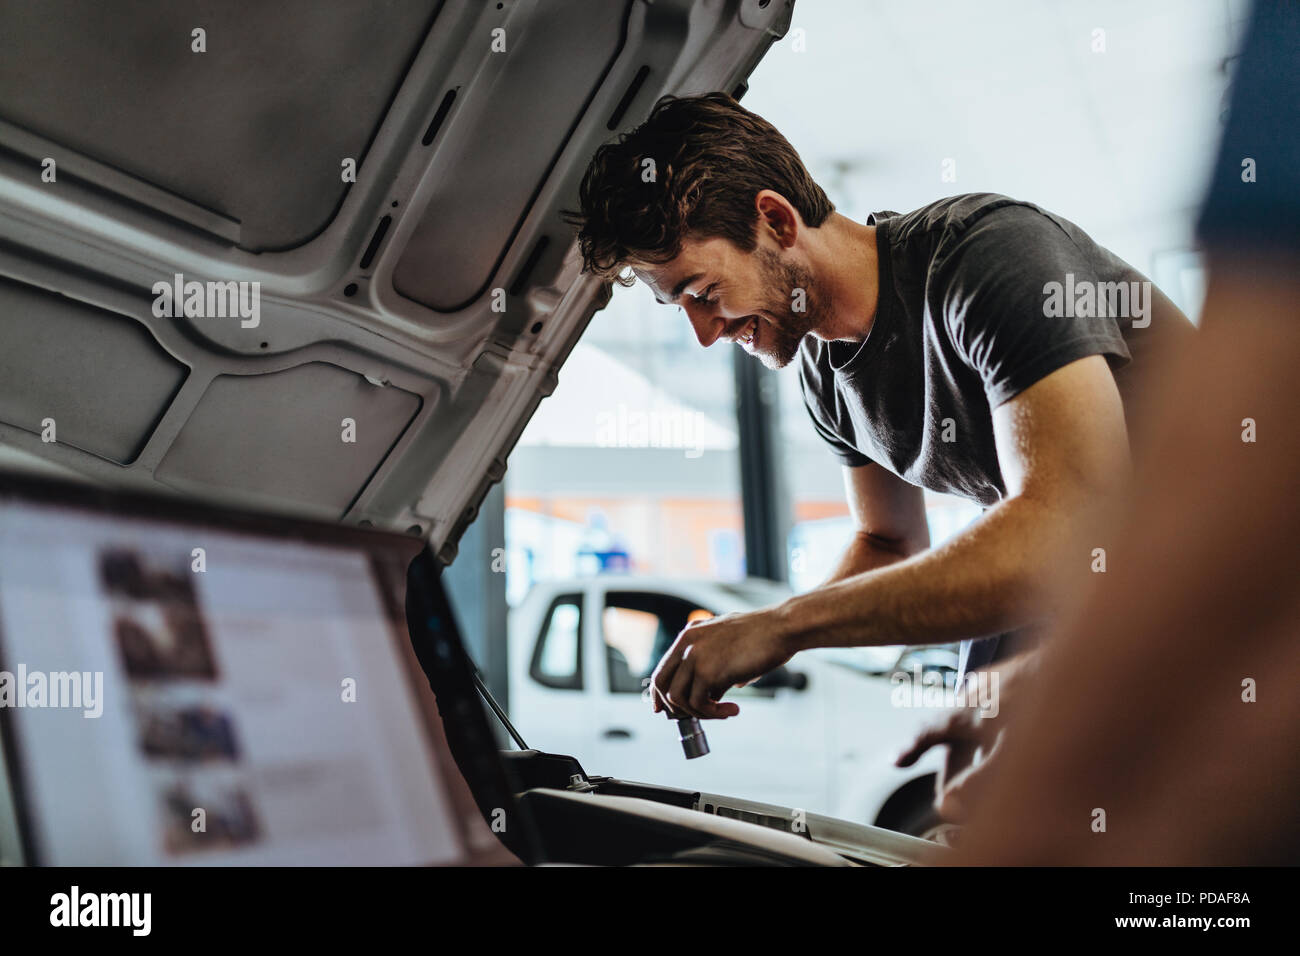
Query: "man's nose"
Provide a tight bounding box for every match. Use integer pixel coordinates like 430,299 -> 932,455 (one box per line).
683,301 -> 726,348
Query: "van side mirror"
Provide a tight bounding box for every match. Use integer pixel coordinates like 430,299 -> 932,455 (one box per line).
752,667 -> 809,692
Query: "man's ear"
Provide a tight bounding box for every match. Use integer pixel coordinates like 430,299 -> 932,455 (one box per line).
754,189 -> 801,250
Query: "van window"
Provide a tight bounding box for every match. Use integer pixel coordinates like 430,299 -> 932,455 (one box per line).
602,592 -> 712,694
531,596 -> 583,690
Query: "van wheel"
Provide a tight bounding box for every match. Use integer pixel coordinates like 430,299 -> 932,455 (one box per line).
896,803 -> 962,846
874,777 -> 961,845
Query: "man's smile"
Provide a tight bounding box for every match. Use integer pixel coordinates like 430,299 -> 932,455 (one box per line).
735,316 -> 759,350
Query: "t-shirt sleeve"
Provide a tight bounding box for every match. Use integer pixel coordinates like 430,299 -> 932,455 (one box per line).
936,206 -> 1132,409
797,349 -> 874,468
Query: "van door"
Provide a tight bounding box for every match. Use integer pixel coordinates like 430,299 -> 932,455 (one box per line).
512,591 -> 598,766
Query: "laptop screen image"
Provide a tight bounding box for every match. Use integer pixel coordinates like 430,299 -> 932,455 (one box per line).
0,484 -> 515,866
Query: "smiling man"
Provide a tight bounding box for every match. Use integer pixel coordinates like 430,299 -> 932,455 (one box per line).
565,92 -> 1193,726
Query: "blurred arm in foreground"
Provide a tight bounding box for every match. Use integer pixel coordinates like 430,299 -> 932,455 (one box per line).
944,269 -> 1299,865
944,0 -> 1300,864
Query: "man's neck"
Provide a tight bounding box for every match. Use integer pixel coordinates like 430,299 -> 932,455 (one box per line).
808,211 -> 880,343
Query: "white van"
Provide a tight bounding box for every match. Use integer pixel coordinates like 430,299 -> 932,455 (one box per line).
511,576 -> 959,838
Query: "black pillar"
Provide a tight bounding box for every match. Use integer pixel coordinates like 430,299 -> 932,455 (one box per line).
733,352 -> 790,582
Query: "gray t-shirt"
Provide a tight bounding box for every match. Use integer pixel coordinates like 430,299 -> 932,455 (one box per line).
798,193 -> 1193,508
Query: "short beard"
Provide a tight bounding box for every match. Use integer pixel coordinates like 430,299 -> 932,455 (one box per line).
752,247 -> 824,370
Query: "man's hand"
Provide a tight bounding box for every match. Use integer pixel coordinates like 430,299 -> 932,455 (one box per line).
895,651 -> 1039,822
895,702 -> 1004,822
648,608 -> 797,719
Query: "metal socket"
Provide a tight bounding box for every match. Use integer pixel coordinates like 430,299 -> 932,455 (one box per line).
676,716 -> 710,759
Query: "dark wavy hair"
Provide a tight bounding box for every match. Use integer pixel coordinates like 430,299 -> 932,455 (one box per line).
563,92 -> 834,284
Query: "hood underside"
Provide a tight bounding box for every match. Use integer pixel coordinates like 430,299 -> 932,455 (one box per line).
0,0 -> 791,561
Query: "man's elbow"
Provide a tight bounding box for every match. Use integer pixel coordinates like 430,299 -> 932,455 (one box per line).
856,527 -> 927,559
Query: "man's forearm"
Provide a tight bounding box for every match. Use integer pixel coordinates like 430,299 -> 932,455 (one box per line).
778,493 -> 1075,650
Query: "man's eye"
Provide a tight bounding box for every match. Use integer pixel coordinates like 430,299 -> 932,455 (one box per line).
692,287 -> 718,307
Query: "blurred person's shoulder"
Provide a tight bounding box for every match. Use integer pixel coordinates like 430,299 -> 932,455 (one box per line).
1197,1 -> 1300,255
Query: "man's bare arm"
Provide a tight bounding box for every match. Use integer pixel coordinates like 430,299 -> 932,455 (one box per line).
648,354 -> 1131,718
822,464 -> 930,584
778,354 -> 1130,649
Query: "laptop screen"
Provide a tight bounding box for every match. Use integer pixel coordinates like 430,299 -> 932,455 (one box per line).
0,485 -> 515,866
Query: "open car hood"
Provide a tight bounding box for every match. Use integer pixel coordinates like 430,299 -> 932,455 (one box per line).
0,0 -> 792,561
